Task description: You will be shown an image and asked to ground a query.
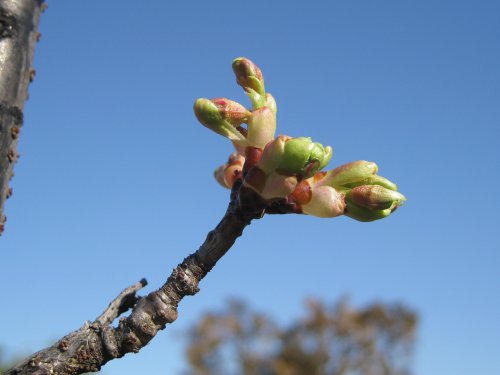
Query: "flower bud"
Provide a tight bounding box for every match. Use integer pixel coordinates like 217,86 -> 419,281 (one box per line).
344,201 -> 392,222
301,185 -> 346,218
318,161 -> 378,188
212,98 -> 251,125
232,57 -> 266,109
343,174 -> 398,191
194,98 -> 247,143
232,57 -> 265,95
246,106 -> 276,149
278,137 -> 332,179
349,185 -> 406,210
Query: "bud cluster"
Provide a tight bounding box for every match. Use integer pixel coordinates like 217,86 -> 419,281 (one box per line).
194,58 -> 405,222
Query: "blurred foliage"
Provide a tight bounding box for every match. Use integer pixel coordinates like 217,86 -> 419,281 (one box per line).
183,299 -> 417,375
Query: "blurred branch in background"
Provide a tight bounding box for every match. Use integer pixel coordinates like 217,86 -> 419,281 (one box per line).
184,298 -> 417,375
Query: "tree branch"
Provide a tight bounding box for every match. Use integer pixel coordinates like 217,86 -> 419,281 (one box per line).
95,279 -> 148,327
6,183 -> 266,375
0,0 -> 44,235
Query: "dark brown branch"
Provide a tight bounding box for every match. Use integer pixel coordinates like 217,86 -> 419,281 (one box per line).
95,279 -> 148,327
0,0 -> 44,235
6,182 -> 265,375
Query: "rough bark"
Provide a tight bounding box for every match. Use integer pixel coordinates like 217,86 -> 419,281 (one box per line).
5,182 -> 285,375
0,0 -> 44,235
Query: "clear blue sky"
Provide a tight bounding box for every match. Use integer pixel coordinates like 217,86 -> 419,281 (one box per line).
1,1 -> 499,374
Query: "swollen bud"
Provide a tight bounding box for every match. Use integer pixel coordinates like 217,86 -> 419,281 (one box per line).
344,201 -> 392,222
343,174 -> 398,191
349,185 -> 406,210
212,98 -> 251,125
278,137 -> 332,179
318,161 -> 378,188
194,98 -> 248,143
232,57 -> 266,109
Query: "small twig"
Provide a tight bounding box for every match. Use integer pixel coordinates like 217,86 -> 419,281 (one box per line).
95,278 -> 148,326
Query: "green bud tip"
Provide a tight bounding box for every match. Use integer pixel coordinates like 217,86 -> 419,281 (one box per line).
343,174 -> 398,191
278,137 -> 332,179
319,160 -> 378,188
194,98 -> 247,142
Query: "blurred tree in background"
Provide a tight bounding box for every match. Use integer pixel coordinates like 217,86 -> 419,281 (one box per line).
184,299 -> 417,375
0,349 -> 6,374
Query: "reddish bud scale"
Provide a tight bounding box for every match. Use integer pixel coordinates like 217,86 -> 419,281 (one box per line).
224,153 -> 245,188
350,185 -> 395,210
313,171 -> 327,183
290,180 -> 312,205
244,166 -> 267,193
225,167 -> 242,187
243,146 -> 263,173
304,161 -> 320,178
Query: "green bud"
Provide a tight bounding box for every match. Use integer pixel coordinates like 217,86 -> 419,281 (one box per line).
278,137 -> 332,179
301,185 -> 346,218
343,175 -> 398,191
319,146 -> 333,170
319,161 -> 378,188
194,98 -> 247,143
348,185 -> 406,210
247,106 -> 276,149
232,57 -> 266,109
345,200 -> 392,222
